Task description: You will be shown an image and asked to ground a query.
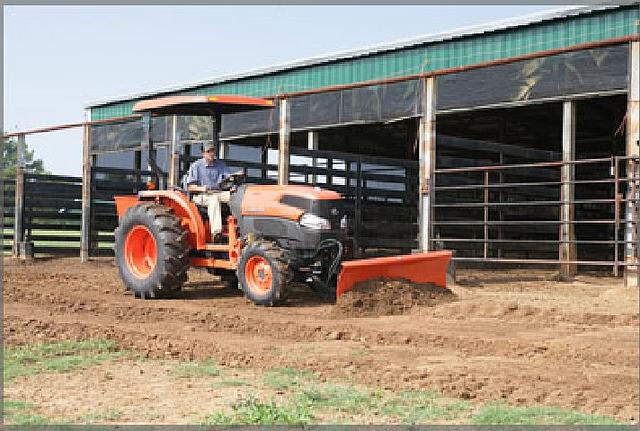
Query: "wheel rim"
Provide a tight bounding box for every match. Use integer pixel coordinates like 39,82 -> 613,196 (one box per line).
245,255 -> 273,292
124,225 -> 157,278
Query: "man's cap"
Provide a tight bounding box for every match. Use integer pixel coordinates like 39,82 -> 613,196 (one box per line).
203,142 -> 216,152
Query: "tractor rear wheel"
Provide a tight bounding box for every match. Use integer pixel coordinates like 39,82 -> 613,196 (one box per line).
237,240 -> 292,306
114,202 -> 190,299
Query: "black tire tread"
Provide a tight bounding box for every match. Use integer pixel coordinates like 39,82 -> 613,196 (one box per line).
238,239 -> 293,306
114,202 -> 190,299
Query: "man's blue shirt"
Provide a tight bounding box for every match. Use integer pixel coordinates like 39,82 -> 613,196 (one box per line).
184,158 -> 233,190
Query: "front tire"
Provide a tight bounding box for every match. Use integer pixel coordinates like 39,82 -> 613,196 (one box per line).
237,240 -> 292,306
114,202 -> 190,299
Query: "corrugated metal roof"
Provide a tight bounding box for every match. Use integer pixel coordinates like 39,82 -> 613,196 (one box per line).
88,2 -> 640,119
88,4 -> 625,109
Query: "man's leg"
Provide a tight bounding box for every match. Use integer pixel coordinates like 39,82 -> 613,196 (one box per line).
206,193 -> 223,238
191,193 -> 221,238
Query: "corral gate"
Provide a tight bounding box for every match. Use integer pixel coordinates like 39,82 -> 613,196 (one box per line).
5,156 -> 639,277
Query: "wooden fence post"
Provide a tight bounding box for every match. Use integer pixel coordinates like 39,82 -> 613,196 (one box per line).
81,111 -> 92,263
12,134 -> 26,257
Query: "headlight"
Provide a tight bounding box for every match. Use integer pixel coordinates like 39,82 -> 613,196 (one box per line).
299,213 -> 331,230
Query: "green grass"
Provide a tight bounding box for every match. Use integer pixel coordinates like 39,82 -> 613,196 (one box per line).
3,399 -> 51,425
213,379 -> 252,388
262,367 -> 317,390
74,409 -> 123,423
203,396 -> 313,425
216,383 -> 471,425
471,402 -> 620,425
297,384 -> 470,424
172,359 -> 221,378
379,389 -> 471,424
298,383 -> 381,414
4,338 -> 124,383
258,366 -> 471,424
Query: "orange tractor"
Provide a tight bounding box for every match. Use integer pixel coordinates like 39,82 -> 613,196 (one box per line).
113,95 -> 451,305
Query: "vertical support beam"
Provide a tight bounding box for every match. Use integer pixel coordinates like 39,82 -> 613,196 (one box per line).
216,113 -> 228,160
212,113 -> 221,156
560,100 -> 577,280
12,134 -> 26,258
483,171 -> 489,259
626,41 -> 640,286
418,77 -> 437,252
497,115 -> 506,258
80,110 -> 92,262
134,150 -> 142,187
219,141 -> 228,159
167,115 -> 180,188
261,144 -> 268,180
278,98 -> 290,185
307,131 -> 318,184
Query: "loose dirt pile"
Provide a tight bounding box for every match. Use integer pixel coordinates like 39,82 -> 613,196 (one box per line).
332,278 -> 456,318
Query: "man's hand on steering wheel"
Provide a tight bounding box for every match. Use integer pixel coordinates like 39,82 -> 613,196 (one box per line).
219,171 -> 244,192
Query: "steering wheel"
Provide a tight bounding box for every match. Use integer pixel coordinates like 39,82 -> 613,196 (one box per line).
219,171 -> 245,191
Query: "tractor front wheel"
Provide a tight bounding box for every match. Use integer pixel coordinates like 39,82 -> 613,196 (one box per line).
114,202 -> 190,299
237,240 -> 292,306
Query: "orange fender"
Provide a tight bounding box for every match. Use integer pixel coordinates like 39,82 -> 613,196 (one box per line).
114,190 -> 207,251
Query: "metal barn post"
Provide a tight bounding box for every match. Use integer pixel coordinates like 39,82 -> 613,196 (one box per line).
218,114 -> 229,160
626,41 -> 640,286
12,134 -> 26,258
278,98 -> 291,185
219,141 -> 228,159
418,77 -> 437,252
560,100 -> 577,280
80,111 -> 92,262
307,131 -> 318,184
168,115 -> 180,188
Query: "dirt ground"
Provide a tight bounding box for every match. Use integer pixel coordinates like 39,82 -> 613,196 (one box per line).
3,256 -> 639,422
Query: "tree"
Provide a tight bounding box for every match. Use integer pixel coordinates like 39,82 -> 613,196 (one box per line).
2,135 -> 49,177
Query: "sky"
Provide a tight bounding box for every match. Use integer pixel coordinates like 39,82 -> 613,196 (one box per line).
4,5 -> 559,176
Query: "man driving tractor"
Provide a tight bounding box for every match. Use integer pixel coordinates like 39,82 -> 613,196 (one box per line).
184,141 -> 234,242
113,94 -> 452,305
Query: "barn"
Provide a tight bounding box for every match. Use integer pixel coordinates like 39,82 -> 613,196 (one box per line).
12,4 -> 640,283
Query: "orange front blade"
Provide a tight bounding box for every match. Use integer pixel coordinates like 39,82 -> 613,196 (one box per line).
336,250 -> 452,298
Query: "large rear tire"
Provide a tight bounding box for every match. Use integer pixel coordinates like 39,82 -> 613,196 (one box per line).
114,202 -> 190,299
237,240 -> 292,306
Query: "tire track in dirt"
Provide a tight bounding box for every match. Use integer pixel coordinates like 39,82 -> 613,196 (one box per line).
3,257 -> 639,421
4,311 -> 637,421
4,281 -> 637,368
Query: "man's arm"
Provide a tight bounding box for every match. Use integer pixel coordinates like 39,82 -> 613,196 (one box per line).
185,162 -> 207,192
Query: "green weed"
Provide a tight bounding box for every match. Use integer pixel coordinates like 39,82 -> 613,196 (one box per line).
172,359 -> 220,378
213,379 -> 251,388
203,396 -> 313,425
3,399 -> 50,425
298,384 -> 381,414
262,367 -> 316,391
74,409 -> 123,423
471,402 -> 619,425
379,389 -> 471,423
295,383 -> 471,424
4,338 -> 123,383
